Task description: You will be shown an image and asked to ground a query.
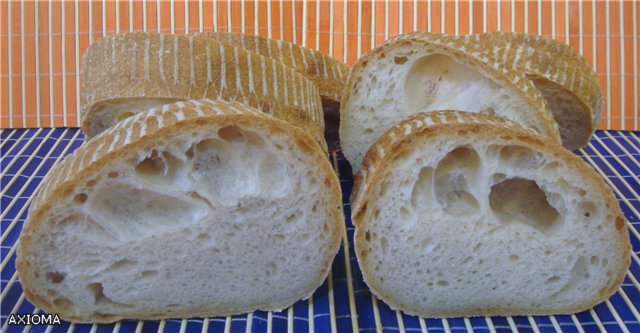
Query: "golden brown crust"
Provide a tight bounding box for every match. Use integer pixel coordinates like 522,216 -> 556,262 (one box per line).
340,32 -> 561,147
81,32 -> 326,151
351,110 -> 630,317
17,99 -> 344,323
466,32 -> 603,149
191,32 -> 350,103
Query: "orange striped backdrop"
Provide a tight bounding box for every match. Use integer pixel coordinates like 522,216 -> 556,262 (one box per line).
1,0 -> 638,130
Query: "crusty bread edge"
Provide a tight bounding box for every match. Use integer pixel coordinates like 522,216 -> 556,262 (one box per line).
351,110 -> 630,318
17,100 -> 344,323
340,32 -> 561,151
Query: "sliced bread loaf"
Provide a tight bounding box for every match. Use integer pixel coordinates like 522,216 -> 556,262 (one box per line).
467,32 -> 603,150
81,32 -> 326,151
352,110 -> 630,317
339,32 -> 560,172
191,32 -> 350,104
17,99 -> 343,323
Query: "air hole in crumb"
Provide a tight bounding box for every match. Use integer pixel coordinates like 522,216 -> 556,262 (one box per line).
107,172 -> 118,178
364,128 -> 374,135
489,178 -> 559,233
380,237 -> 389,255
218,125 -> 245,142
73,193 -> 88,204
509,255 -> 519,262
545,276 -> 560,284
197,233 -> 210,241
394,56 -> 408,64
365,231 -> 371,242
274,234 -> 285,241
87,179 -> 97,187
46,271 -> 65,283
52,297 -> 73,307
437,280 -> 449,287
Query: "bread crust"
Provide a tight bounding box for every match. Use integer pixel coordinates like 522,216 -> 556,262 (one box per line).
351,110 -> 630,317
467,32 -> 603,149
17,99 -> 344,323
190,32 -> 350,104
340,32 -> 561,151
81,32 -> 326,151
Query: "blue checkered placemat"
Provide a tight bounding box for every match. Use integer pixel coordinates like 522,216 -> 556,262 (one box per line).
1,128 -> 639,333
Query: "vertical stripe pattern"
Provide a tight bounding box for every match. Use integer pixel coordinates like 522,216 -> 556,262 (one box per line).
0,0 -> 638,130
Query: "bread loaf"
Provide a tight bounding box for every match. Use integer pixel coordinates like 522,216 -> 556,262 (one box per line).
467,32 -> 603,150
81,32 -> 326,151
339,32 -> 560,171
17,99 -> 343,323
352,110 -> 630,317
192,32 -> 350,104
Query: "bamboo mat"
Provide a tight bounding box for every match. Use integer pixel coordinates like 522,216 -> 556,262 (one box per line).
1,128 -> 639,332
0,0 -> 638,130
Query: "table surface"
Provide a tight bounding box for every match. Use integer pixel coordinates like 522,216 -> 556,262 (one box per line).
1,128 -> 639,333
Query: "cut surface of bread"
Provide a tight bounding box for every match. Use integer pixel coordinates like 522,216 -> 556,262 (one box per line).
352,110 -> 630,317
467,32 -> 603,150
81,32 -> 326,151
17,99 -> 343,323
191,32 -> 350,104
340,32 -> 560,172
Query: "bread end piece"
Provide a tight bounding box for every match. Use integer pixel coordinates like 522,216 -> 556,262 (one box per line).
353,110 -> 630,317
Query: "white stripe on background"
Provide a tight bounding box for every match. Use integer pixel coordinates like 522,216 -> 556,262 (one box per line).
170,0 -> 175,33
316,0 -> 320,50
484,317 -> 497,333
61,0 -> 68,126
331,153 -> 359,333
287,306 -> 293,332
441,318 -> 452,333
396,311 -> 406,333
482,0 -> 487,32
267,0 -> 271,38
115,0 -> 120,33
244,313 -> 252,333
198,0 -> 203,32
49,0 -> 54,126
213,0 -> 217,31
371,0 -> 376,49
468,0 -> 472,34
357,0 -> 362,57
308,294 -> 315,333
399,0 -> 404,34
157,0 -> 162,32
592,0 -> 596,69
185,0 -> 190,33
291,0 -> 296,43
7,0 -> 12,127
510,0 -> 515,32
551,0 -> 556,38
267,312 -> 272,333
565,0 -> 569,42
537,0 -> 542,35
620,1 -> 625,130
74,0 -> 81,127
634,0 -> 638,130
143,0 -> 147,32
35,1 -> 41,127
302,0 -> 307,46
224,316 -> 231,333
578,0 -> 583,54
20,0 -> 26,127
386,0 -> 390,39
327,269 -> 338,332
606,0 -> 611,128
524,0 -> 528,34
102,0 -> 107,36
419,317 -> 427,333
343,0 -> 347,62
329,0 -> 333,55
427,0 -> 431,32
371,295 -> 382,332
